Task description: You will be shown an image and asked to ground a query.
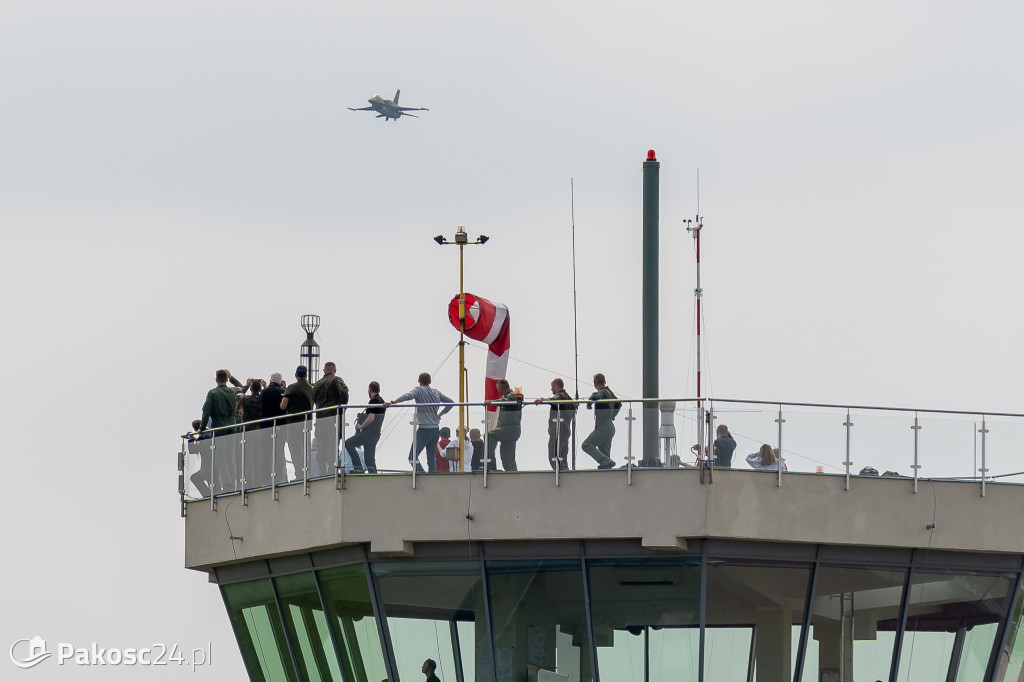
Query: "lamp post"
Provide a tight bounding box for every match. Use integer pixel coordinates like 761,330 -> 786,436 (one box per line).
434,226 -> 489,470
300,315 -> 321,383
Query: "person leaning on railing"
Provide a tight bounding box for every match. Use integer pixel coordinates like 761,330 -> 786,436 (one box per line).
385,372 -> 454,473
485,379 -> 523,471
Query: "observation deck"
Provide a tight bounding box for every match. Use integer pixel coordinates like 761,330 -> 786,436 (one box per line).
179,397 -> 1024,682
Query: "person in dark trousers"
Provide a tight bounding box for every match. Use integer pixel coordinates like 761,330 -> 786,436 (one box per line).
713,424 -> 736,468
582,373 -> 620,469
344,381 -> 386,473
469,428 -> 494,472
312,361 -> 350,477
259,372 -> 287,484
534,377 -> 576,471
486,379 -> 523,471
386,372 -> 454,473
280,365 -> 315,481
421,658 -> 440,682
239,378 -> 267,488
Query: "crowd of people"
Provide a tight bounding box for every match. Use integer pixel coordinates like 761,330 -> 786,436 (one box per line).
186,365 -> 799,496
185,366 -> 635,494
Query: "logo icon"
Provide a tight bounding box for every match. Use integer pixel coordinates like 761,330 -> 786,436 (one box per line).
10,637 -> 51,669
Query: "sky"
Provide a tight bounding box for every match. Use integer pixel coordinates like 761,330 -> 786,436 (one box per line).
2,0 -> 1024,679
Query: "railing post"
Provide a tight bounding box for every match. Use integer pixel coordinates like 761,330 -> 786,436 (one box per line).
337,406 -> 346,490
335,407 -> 342,489
240,424 -> 247,506
697,405 -> 705,485
209,432 -> 217,511
776,405 -> 785,488
178,438 -> 187,518
411,413 -> 418,490
911,413 -> 921,494
271,419 -> 279,501
626,405 -> 635,485
303,414 -> 310,496
482,413 -> 490,489
843,409 -> 853,491
706,404 -> 715,484
980,417 -> 989,497
553,414 -> 561,487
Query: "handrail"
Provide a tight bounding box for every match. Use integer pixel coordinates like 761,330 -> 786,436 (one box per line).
178,394 -> 1024,510
185,395 -> 1024,440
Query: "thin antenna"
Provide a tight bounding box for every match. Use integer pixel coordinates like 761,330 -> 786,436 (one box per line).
696,168 -> 701,215
571,178 -> 580,470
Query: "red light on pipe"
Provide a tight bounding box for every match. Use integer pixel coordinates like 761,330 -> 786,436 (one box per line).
646,149 -> 656,160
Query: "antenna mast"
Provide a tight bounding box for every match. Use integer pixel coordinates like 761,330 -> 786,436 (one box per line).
571,178 -> 579,470
686,170 -> 704,460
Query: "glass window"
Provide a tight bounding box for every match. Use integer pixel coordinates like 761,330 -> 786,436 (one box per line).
222,579 -> 298,682
704,561 -> 811,682
374,561 -> 493,682
319,564 -> 389,682
587,559 -> 701,682
275,572 -> 344,682
993,583 -> 1024,682
800,566 -> 907,682
898,571 -> 1016,681
486,559 -> 592,682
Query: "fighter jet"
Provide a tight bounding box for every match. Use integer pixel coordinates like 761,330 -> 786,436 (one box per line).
348,90 -> 429,121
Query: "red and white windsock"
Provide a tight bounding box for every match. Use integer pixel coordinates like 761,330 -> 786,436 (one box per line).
448,293 -> 510,421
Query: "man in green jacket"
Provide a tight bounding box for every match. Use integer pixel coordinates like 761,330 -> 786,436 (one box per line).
582,373 -> 620,469
197,369 -> 243,496
486,379 -> 523,471
312,361 -> 350,477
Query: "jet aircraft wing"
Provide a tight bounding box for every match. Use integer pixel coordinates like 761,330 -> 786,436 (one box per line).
397,106 -> 429,111
348,106 -> 375,111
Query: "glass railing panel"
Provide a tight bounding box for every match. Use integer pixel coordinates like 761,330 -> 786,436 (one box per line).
222,578 -> 298,682
274,572 -> 344,682
317,564 -> 389,682
799,566 -> 907,682
979,417 -> 1024,484
312,409 -> 342,479
211,427 -> 243,496
277,417 -> 311,485
845,409 -> 918,478
777,406 -> 848,475
704,561 -> 811,681
242,422 -> 275,490
373,560 -> 493,682
486,559 -> 592,682
913,413 -> 980,480
184,434 -> 213,499
710,402 -> 783,470
897,570 -> 1016,681
587,558 -> 701,682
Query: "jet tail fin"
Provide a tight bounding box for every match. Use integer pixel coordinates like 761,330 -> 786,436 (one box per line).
394,89 -> 400,104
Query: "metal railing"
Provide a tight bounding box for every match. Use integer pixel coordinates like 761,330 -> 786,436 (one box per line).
177,397 -> 1024,514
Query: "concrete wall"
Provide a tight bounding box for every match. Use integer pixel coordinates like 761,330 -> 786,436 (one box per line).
184,469 -> 1024,571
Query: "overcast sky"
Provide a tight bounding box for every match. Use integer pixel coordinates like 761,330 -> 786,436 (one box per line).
3,0 -> 1023,679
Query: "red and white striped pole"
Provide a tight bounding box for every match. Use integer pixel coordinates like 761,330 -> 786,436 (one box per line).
687,216 -> 704,457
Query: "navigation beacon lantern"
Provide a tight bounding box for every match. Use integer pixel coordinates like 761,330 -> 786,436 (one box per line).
300,314 -> 321,383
